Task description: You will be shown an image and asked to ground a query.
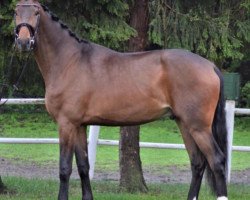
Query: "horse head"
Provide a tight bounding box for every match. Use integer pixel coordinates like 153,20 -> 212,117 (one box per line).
14,0 -> 41,51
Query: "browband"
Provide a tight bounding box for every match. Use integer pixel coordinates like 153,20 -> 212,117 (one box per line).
16,3 -> 40,8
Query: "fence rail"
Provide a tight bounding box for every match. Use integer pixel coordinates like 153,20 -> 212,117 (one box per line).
234,108 -> 250,115
0,98 -> 45,105
0,98 -> 250,181
1,138 -> 250,151
0,138 -> 187,149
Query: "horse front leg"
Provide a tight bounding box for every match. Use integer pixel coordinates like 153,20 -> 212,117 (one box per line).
75,126 -> 93,200
58,120 -> 76,200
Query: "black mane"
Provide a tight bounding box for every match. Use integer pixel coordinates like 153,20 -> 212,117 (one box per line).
41,4 -> 89,44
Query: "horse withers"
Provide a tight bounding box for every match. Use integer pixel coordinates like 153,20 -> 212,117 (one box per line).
14,1 -> 228,200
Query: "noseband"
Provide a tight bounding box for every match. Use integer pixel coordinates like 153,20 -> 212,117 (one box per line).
14,3 -> 40,50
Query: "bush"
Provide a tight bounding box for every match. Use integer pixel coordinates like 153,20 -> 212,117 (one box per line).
241,82 -> 250,107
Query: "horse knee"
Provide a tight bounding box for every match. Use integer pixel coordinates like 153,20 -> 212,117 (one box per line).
77,161 -> 90,178
191,160 -> 206,176
210,153 -> 226,178
79,166 -> 89,178
59,166 -> 72,181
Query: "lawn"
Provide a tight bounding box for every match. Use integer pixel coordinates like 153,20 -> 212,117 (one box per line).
0,177 -> 250,200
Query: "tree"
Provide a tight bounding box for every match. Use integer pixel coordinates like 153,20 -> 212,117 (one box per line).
148,0 -> 250,67
119,0 -> 149,193
45,0 -> 135,50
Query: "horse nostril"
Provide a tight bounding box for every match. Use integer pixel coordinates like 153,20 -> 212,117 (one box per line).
16,38 -> 22,49
16,38 -> 30,51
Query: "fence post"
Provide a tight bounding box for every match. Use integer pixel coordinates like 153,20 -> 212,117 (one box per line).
88,125 -> 100,180
225,100 -> 235,183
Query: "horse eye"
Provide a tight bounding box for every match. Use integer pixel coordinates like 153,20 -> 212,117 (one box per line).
35,11 -> 39,16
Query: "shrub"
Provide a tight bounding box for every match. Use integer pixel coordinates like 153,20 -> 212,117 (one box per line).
241,82 -> 250,107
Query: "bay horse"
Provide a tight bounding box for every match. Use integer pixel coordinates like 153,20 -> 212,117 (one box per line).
14,1 -> 228,200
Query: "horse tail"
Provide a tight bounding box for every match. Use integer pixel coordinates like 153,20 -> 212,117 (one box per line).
206,67 -> 228,192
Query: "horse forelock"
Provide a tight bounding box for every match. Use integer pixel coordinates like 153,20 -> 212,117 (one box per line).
40,4 -> 89,45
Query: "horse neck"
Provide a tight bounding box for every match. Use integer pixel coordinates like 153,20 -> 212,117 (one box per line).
34,11 -> 82,87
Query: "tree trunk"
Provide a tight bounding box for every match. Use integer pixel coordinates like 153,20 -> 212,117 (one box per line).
119,0 -> 149,193
119,126 -> 148,192
127,0 -> 149,51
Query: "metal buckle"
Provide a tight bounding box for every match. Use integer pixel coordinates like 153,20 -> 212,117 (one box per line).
29,37 -> 35,49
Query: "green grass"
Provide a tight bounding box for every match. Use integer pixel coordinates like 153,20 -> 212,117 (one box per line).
0,177 -> 250,200
0,112 -> 250,173
232,117 -> 250,146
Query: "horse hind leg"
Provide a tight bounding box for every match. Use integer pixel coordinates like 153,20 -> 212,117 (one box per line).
177,121 -> 206,200
189,127 -> 227,200
74,126 -> 93,200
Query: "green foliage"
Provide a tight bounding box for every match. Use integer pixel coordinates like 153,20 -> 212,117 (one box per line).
0,1 -> 17,93
47,0 -> 136,50
149,0 -> 250,64
0,0 -> 17,36
241,82 -> 250,107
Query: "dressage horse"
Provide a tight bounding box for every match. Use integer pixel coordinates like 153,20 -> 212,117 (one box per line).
14,1 -> 228,200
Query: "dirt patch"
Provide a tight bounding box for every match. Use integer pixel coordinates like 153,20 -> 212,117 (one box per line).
0,158 -> 249,185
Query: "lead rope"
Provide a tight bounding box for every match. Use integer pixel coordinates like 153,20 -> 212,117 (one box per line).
0,44 -> 32,106
13,51 -> 32,91
0,43 -> 17,105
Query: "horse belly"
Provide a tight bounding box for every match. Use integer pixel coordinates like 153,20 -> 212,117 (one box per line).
83,100 -> 172,126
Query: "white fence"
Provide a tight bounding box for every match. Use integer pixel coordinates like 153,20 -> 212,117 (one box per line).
0,99 -> 250,182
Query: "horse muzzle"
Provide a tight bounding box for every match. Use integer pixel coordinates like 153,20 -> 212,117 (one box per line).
16,37 -> 35,52
14,22 -> 37,52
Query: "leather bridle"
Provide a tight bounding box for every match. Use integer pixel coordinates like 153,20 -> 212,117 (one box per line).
14,3 -> 41,50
